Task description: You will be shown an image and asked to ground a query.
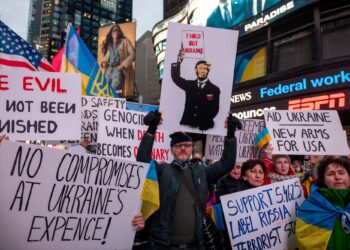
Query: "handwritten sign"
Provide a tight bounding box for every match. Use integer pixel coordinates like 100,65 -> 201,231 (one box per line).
264,110 -> 350,155
220,178 -> 305,250
97,107 -> 173,162
205,119 -> 265,162
0,70 -> 81,140
181,30 -> 204,59
80,96 -> 126,143
0,141 -> 148,250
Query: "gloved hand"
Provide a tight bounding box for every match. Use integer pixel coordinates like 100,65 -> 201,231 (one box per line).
226,115 -> 242,138
144,110 -> 161,135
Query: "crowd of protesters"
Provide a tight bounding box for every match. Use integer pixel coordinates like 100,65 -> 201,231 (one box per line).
1,110 -> 349,250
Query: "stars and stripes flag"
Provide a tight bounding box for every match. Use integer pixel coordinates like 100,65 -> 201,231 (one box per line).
0,20 -> 55,72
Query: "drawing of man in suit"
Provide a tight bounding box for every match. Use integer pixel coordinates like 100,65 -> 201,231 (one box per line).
171,51 -> 220,131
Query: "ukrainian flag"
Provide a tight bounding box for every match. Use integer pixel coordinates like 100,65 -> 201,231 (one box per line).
254,127 -> 271,149
206,204 -> 225,230
140,159 -> 160,220
296,189 -> 346,250
61,24 -> 118,98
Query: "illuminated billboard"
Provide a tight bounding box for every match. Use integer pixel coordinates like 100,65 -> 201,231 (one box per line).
153,0 -> 317,79
97,22 -> 136,97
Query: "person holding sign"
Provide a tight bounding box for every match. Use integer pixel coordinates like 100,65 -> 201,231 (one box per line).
137,111 -> 241,249
171,51 -> 220,131
218,159 -> 267,250
296,156 -> 350,249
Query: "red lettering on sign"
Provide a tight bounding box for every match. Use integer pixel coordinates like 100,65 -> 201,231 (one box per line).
0,75 -> 9,91
23,77 -> 67,93
288,92 -> 346,110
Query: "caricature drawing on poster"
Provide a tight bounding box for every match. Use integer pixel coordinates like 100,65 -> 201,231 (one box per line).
159,22 -> 238,135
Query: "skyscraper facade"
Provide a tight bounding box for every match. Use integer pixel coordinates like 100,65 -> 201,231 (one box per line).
29,0 -> 132,60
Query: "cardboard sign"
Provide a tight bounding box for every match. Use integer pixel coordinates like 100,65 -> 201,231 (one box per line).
0,70 -> 81,140
80,96 -> 126,144
205,119 -> 265,162
220,178 -> 305,250
97,107 -> 173,162
159,22 -> 239,135
264,110 -> 350,155
181,30 -> 204,59
0,141 -> 148,250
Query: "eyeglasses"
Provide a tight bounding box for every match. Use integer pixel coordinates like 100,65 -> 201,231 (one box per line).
173,143 -> 193,149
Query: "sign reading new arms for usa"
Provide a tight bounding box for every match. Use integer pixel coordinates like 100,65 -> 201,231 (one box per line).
264,110 -> 350,155
0,141 -> 148,250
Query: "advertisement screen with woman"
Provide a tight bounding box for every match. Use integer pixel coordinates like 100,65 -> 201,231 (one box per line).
98,22 -> 136,97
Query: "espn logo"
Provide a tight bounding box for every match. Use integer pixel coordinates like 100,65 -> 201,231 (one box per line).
288,92 -> 345,110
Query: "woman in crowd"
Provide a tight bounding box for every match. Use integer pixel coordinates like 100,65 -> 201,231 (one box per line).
101,24 -> 135,95
262,143 -> 297,183
296,156 -> 350,249
218,159 -> 267,249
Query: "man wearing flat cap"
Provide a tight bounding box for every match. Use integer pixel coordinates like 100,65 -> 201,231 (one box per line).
136,111 -> 241,249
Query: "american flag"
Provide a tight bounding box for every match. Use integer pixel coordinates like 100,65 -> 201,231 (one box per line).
0,20 -> 55,72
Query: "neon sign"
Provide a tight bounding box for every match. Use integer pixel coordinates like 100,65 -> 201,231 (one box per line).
288,92 -> 346,110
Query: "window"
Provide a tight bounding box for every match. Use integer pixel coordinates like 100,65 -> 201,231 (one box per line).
322,18 -> 350,59
272,30 -> 314,72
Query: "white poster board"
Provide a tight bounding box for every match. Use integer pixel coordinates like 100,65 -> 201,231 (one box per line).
220,178 -> 305,250
0,70 -> 81,140
81,96 -> 126,143
97,107 -> 173,162
205,119 -> 265,162
264,110 -> 350,155
0,141 -> 148,250
159,22 -> 239,135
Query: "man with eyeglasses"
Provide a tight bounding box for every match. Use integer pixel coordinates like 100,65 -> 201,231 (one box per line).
136,111 -> 241,250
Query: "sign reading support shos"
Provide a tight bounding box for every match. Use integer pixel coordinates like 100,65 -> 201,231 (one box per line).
0,141 -> 148,250
97,107 -> 173,162
220,178 -> 305,250
264,110 -> 350,155
0,70 -> 81,140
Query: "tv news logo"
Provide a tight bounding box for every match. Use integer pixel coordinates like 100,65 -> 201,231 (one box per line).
288,92 -> 346,110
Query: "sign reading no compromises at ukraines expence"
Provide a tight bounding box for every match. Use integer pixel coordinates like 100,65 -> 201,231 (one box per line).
0,70 -> 81,140
0,141 -> 148,250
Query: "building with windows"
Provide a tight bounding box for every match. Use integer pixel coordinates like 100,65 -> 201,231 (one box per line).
152,0 -> 350,151
31,0 -> 132,60
163,0 -> 188,19
153,0 -> 350,123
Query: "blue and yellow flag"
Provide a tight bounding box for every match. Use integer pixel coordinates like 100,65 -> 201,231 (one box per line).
140,160 -> 160,220
296,189 -> 350,250
206,204 -> 225,230
254,127 -> 271,149
61,24 -> 118,98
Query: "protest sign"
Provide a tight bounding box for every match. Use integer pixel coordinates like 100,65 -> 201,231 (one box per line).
0,141 -> 148,250
47,96 -> 126,146
264,110 -> 350,155
205,119 -> 265,162
181,30 -> 204,59
97,107 -> 173,162
220,178 -> 305,250
80,96 -> 126,143
159,22 -> 239,135
0,70 -> 81,140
